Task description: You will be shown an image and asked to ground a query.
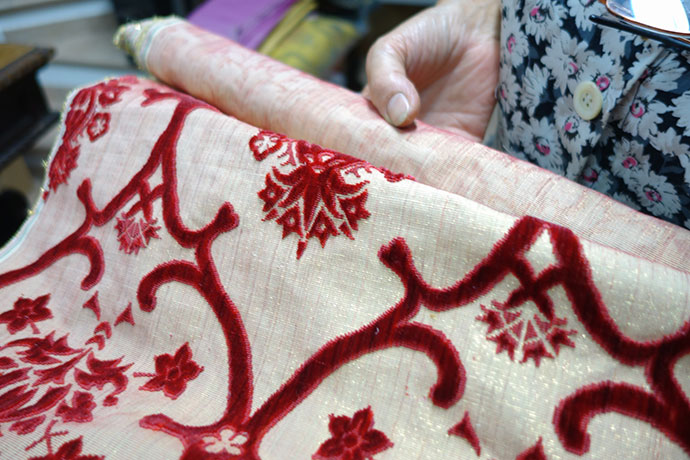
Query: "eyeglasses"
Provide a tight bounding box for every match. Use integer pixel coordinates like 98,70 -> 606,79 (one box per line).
590,0 -> 690,52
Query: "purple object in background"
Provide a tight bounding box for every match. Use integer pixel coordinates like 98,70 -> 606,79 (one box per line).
188,0 -> 296,49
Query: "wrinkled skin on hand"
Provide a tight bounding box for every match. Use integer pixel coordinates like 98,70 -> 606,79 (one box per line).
364,0 -> 501,141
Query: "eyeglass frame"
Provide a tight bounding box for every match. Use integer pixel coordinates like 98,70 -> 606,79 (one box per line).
590,0 -> 690,52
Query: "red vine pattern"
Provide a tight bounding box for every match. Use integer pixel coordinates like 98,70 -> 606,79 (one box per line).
249,130 -> 411,259
0,78 -> 687,458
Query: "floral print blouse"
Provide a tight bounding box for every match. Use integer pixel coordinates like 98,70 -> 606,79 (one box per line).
496,0 -> 690,228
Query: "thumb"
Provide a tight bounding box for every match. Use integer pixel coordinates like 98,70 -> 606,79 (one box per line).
364,36 -> 420,128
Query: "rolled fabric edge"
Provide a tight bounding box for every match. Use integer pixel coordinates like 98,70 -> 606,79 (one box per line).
113,18 -> 690,272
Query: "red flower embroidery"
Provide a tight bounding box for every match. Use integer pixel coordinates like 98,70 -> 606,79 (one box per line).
136,343 -> 203,400
56,392 -> 96,423
250,130 -> 410,259
476,301 -> 576,366
313,407 -> 392,460
86,113 -> 110,142
115,213 -> 161,255
0,294 -> 52,334
47,77 -> 133,194
28,436 -> 103,460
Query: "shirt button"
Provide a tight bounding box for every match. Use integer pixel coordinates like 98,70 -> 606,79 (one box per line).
573,81 -> 603,121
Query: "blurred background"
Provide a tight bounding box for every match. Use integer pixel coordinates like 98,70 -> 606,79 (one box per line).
0,0 -> 433,247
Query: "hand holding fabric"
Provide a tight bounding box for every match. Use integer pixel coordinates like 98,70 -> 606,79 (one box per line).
364,0 -> 501,141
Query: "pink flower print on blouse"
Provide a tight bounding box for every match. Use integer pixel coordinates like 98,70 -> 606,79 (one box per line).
313,407 -> 392,460
136,343 -> 203,400
0,294 -> 52,334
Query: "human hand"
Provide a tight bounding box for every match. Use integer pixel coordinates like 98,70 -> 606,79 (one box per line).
364,0 -> 501,141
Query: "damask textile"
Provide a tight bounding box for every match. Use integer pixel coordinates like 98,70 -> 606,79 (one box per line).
114,17 -> 690,273
0,19 -> 688,460
497,0 -> 690,229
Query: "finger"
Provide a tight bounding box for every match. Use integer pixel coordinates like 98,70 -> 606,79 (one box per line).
365,36 -> 420,127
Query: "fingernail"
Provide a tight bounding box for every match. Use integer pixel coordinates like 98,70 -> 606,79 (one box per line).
386,92 -> 409,126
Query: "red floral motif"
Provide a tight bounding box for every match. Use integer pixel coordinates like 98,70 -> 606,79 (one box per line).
115,213 -> 161,255
47,77 -> 135,195
0,329 -> 132,452
56,392 -> 96,423
135,343 -> 203,400
73,353 -> 132,407
0,294 -> 52,334
313,407 -> 392,460
11,415 -> 46,435
28,436 -> 103,460
477,301 -> 576,366
250,129 -> 410,258
85,113 -> 109,142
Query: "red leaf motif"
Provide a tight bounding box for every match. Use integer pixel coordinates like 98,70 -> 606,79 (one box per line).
313,407 -> 392,460
74,353 -> 132,406
137,343 -> 203,400
0,294 -> 52,334
10,414 -> 46,435
34,353 -> 86,386
6,332 -> 82,365
0,385 -> 70,421
448,412 -> 481,456
114,303 -> 135,326
27,436 -> 104,460
82,293 -> 100,320
0,356 -> 17,369
0,367 -> 30,389
56,391 -> 96,423
516,438 -> 548,460
0,384 -> 37,414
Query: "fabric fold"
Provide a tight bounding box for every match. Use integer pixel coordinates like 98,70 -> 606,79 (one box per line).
114,17 -> 690,271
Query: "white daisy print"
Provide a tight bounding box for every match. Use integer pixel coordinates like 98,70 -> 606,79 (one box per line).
635,170 -> 681,218
541,30 -> 593,95
611,138 -> 650,185
522,64 -> 551,116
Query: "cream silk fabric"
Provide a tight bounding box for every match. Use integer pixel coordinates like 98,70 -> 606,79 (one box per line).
0,17 -> 688,460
